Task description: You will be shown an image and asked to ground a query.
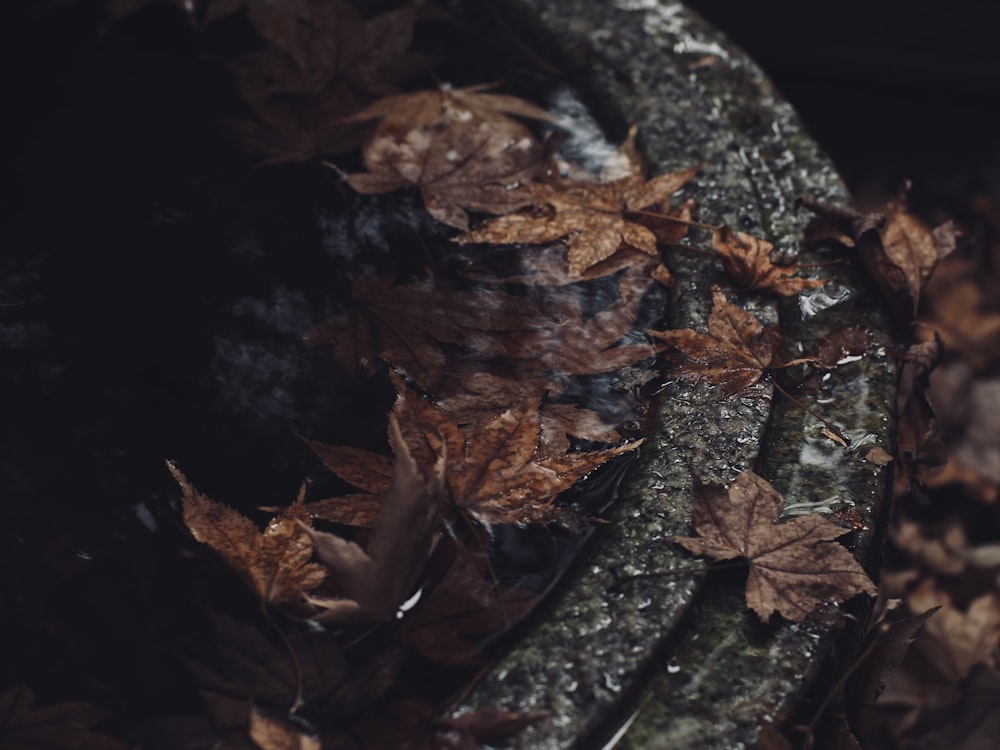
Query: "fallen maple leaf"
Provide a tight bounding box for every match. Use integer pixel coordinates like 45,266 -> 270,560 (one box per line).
169,463 -> 327,605
798,186 -> 957,322
0,685 -> 126,750
456,125 -> 699,275
338,84 -> 555,229
648,285 -> 783,396
302,413 -> 446,623
712,225 -> 829,295
306,373 -> 641,529
668,470 -> 876,622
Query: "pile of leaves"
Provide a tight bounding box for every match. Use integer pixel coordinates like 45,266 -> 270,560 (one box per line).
10,1 -> 986,749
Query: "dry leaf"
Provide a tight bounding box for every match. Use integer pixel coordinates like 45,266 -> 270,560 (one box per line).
303,413 -> 446,623
170,463 -> 326,605
668,470 -> 876,622
713,225 -> 829,295
648,285 -> 782,396
456,125 -> 698,275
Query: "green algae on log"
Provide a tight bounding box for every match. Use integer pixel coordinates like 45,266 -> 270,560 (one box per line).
448,1 -> 896,748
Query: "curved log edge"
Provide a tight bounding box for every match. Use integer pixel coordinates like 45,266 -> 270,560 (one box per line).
449,2 -> 896,748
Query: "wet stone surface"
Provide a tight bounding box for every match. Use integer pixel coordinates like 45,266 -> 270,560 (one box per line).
450,1 -> 896,748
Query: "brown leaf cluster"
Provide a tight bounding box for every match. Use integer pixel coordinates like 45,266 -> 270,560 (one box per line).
456,125 -> 699,276
305,372 -> 640,530
342,84 -> 556,230
668,470 -> 876,622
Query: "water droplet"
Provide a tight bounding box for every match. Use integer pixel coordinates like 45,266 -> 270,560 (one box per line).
799,284 -> 851,318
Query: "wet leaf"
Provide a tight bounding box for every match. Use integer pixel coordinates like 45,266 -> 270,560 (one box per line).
170,464 -> 326,605
812,326 -> 873,369
713,225 -> 829,295
668,470 -> 877,622
308,373 -> 641,529
0,685 -> 126,750
340,84 -> 555,229
456,126 -> 698,275
303,413 -> 446,623
648,285 -> 782,396
798,187 -> 958,322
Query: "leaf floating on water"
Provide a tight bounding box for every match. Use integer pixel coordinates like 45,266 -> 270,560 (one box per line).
456,125 -> 698,275
303,414 -> 446,623
668,470 -> 876,622
170,462 -> 327,605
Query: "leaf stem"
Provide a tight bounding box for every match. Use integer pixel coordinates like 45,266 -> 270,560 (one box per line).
770,378 -> 850,446
260,603 -> 306,714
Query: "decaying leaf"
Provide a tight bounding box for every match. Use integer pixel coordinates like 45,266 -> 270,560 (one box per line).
668,470 -> 876,622
0,685 -> 126,750
648,285 -> 782,396
812,326 -> 874,369
170,463 -> 326,605
456,126 -> 698,275
713,225 -> 829,295
338,84 -> 555,229
307,373 -> 641,529
798,187 -> 958,322
302,414 -> 446,623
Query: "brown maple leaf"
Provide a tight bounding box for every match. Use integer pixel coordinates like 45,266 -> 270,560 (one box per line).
648,285 -> 784,396
798,186 -> 958,322
0,685 -> 125,750
339,84 -> 555,229
302,413 -> 446,623
305,373 -> 641,529
169,463 -> 326,605
713,225 -> 830,295
668,470 -> 876,622
456,125 -> 699,276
